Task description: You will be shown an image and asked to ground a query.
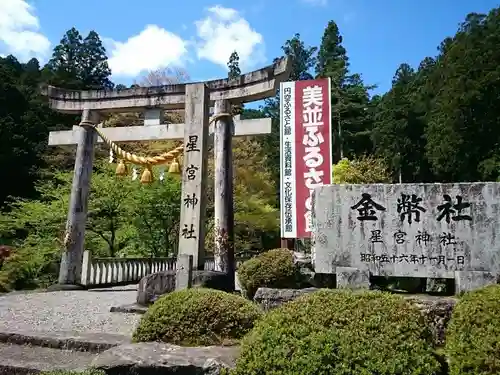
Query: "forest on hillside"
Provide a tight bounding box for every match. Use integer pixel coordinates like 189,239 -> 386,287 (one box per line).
0,8 -> 499,291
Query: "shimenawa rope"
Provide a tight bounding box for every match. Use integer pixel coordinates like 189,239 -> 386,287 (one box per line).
79,112 -> 233,182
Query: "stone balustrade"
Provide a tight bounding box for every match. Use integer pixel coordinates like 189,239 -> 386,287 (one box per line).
80,250 -> 247,287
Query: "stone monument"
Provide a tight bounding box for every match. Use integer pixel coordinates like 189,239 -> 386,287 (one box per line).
312,183 -> 500,294
42,57 -> 291,290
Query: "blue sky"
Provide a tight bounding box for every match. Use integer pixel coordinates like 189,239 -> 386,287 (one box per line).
1,0 -> 499,96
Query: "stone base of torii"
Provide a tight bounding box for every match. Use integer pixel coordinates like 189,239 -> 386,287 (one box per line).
42,57 -> 291,291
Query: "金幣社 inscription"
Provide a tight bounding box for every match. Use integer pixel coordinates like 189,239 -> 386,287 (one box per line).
312,183 -> 500,278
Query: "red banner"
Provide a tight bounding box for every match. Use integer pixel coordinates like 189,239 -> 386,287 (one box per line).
293,78 -> 332,238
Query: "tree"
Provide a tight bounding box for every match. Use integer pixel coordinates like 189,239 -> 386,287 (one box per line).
135,66 -> 189,87
372,8 -> 500,183
0,164 -> 184,289
43,27 -> 84,89
0,56 -> 51,207
43,28 -> 113,90
372,63 -> 428,182
227,51 -> 241,80
424,10 -> 500,181
80,31 -> 113,90
130,176 -> 182,258
227,51 -> 243,116
316,20 -> 373,161
315,21 -> 348,84
332,156 -> 391,184
0,171 -> 70,290
86,165 -> 137,257
41,27 -> 114,176
259,34 -> 318,197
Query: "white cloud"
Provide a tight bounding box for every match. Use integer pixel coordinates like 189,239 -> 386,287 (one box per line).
107,25 -> 188,77
0,0 -> 51,61
194,5 -> 265,70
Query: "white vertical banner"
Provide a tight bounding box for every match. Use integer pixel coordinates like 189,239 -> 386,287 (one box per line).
280,81 -> 297,238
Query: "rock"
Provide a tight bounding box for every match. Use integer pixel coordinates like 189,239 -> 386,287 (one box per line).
137,270 -> 232,306
292,251 -> 312,267
92,342 -> 238,375
253,287 -> 320,310
253,287 -> 457,345
407,295 -> 457,346
426,278 -> 450,293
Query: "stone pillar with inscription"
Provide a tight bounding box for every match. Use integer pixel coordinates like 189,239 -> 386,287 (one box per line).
177,83 -> 210,273
312,183 -> 500,294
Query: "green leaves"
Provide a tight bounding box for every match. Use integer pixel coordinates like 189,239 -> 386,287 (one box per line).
234,290 -> 443,375
133,288 -> 262,346
237,249 -> 304,299
0,166 -> 182,290
227,51 -> 241,80
445,285 -> 500,375
44,27 -> 113,90
373,8 -> 500,183
332,156 -> 391,184
315,20 -> 374,160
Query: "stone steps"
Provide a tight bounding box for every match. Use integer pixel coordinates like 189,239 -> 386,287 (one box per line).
0,330 -> 239,374
0,330 -> 131,374
0,342 -> 97,374
0,330 -> 131,353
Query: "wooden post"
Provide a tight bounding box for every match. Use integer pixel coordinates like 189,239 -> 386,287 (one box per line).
178,83 -> 210,270
56,109 -> 100,289
214,99 -> 235,288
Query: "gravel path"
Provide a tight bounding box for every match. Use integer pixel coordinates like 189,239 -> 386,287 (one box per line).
0,286 -> 141,336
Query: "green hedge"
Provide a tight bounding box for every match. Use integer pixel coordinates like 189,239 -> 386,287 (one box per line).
233,289 -> 443,375
446,284 -> 500,375
133,288 -> 262,346
237,248 -> 303,298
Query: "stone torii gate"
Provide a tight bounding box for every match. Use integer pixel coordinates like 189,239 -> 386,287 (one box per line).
42,57 -> 291,290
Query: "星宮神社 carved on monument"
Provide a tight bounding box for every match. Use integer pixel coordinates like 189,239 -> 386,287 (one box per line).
41,57 -> 291,290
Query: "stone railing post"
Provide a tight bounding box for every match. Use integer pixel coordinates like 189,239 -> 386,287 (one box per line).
81,250 -> 92,286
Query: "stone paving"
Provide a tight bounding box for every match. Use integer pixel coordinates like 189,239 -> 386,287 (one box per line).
0,285 -> 141,336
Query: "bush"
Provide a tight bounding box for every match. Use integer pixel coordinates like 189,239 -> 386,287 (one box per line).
446,284 -> 500,375
132,288 -> 262,346
233,289 -> 443,375
237,248 -> 303,299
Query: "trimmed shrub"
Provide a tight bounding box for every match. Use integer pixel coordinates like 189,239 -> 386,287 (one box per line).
237,248 -> 303,298
133,288 -> 262,346
446,284 -> 500,375
233,289 -> 443,375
